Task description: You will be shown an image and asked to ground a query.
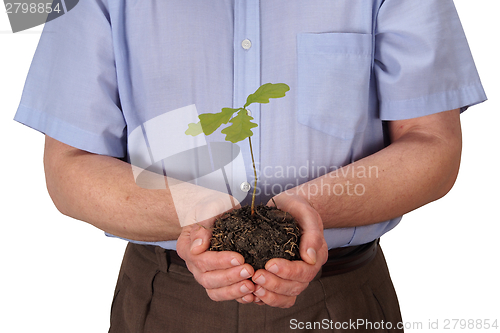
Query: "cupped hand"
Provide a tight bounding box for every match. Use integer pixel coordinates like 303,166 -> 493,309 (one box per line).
251,192 -> 328,308
176,206 -> 257,304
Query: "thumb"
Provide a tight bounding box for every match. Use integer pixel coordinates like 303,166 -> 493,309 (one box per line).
303,247 -> 317,265
189,222 -> 212,255
299,231 -> 323,265
177,223 -> 212,259
296,211 -> 326,266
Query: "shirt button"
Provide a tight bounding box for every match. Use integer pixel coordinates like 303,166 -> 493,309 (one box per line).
246,109 -> 252,116
240,182 -> 251,192
241,39 -> 252,50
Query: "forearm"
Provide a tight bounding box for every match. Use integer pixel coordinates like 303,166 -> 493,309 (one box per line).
291,110 -> 462,229
44,136 -> 181,242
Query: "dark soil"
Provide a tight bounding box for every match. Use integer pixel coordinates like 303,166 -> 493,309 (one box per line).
209,204 -> 301,270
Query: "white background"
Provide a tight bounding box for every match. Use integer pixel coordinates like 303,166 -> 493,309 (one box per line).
1,1 -> 498,332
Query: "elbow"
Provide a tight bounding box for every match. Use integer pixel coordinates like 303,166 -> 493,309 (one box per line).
45,175 -> 69,217
436,160 -> 460,200
434,138 -> 462,200
43,139 -> 74,218
44,160 -> 71,217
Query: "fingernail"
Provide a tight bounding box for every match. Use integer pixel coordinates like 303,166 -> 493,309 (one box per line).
254,275 -> 266,285
241,295 -> 251,303
254,287 -> 266,297
240,268 -> 251,279
307,248 -> 317,264
267,264 -> 279,274
231,258 -> 241,266
190,238 -> 203,251
240,284 -> 251,294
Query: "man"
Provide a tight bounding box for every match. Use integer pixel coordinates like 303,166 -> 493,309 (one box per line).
15,0 -> 486,332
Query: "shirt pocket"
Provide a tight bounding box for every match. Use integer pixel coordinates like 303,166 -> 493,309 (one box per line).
297,32 -> 372,139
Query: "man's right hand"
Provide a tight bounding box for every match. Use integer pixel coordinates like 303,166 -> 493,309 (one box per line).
176,221 -> 257,304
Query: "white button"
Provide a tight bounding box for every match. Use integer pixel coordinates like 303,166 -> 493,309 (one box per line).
246,109 -> 252,116
240,182 -> 251,192
241,39 -> 252,50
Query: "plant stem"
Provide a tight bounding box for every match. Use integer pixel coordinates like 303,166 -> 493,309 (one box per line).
248,136 -> 257,215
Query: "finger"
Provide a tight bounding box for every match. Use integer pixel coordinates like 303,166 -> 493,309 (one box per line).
195,263 -> 254,289
252,267 -> 309,297
253,297 -> 265,305
205,279 -> 255,302
236,294 -> 256,304
264,258 -> 320,284
187,250 -> 247,273
253,285 -> 297,309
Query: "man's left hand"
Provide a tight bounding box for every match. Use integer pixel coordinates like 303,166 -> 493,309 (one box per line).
251,192 -> 328,308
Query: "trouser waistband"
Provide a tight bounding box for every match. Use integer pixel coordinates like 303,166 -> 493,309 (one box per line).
144,238 -> 379,277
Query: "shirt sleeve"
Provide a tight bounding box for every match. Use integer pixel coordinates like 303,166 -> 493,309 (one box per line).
14,0 -> 126,157
374,0 -> 487,120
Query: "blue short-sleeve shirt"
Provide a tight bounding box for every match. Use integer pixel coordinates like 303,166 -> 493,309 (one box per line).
14,0 -> 486,250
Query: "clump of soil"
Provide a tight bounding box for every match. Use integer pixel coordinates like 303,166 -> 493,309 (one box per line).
209,204 -> 301,270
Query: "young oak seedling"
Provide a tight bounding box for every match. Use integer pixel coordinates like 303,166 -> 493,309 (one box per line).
185,83 -> 290,215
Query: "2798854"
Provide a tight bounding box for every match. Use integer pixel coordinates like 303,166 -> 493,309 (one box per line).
443,319 -> 498,330
5,2 -> 62,14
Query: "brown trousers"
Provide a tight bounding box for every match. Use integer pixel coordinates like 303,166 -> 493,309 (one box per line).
109,242 -> 403,333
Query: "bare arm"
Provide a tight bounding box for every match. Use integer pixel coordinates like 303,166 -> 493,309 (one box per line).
282,108 -> 462,228
43,136 -> 181,241
43,136 -> 235,242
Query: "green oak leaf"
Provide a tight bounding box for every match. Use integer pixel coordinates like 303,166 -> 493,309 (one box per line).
198,107 -> 240,135
221,110 -> 258,143
185,121 -> 203,136
244,83 -> 290,108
